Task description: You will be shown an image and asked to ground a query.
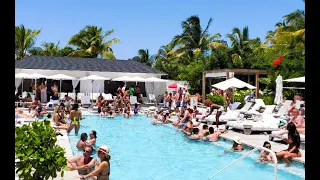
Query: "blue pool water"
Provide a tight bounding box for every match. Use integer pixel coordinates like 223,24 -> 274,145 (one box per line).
68,115 -> 305,180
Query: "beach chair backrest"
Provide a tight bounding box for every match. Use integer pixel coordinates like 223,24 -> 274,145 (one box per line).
255,99 -> 266,108
241,102 -> 253,111
81,96 -> 91,104
105,94 -> 113,100
130,96 -> 138,104
231,102 -> 241,110
68,93 -> 76,100
22,91 -> 28,98
77,93 -> 85,100
264,105 -> 276,114
295,100 -> 305,109
148,94 -> 156,101
278,100 -> 293,114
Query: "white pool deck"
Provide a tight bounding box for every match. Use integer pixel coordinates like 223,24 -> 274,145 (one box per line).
15,107 -> 305,179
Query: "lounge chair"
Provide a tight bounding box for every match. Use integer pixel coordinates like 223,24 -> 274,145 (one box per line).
130,96 -> 140,105
295,100 -> 305,109
272,100 -> 293,118
59,93 -> 67,101
68,93 -> 76,100
81,96 -> 91,108
269,129 -> 305,142
104,93 -> 113,101
236,101 -> 254,114
77,93 -> 85,101
225,113 -> 280,135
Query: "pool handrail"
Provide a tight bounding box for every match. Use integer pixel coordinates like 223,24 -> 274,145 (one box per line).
209,146 -> 278,180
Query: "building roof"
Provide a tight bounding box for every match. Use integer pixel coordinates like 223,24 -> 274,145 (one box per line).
15,56 -> 166,74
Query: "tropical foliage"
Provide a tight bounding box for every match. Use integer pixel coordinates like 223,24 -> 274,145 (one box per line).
15,8 -> 304,95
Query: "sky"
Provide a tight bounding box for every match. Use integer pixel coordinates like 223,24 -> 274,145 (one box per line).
15,0 -> 304,60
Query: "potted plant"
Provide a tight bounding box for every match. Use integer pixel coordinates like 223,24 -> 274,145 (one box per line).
15,120 -> 67,180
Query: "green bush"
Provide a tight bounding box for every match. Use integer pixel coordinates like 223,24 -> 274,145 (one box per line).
15,120 -> 67,180
206,94 -> 225,106
261,94 -> 275,105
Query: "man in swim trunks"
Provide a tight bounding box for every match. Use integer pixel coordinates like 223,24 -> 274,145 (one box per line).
67,146 -> 97,175
202,103 -> 224,128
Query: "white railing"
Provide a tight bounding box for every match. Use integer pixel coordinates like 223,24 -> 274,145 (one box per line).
209,146 -> 278,180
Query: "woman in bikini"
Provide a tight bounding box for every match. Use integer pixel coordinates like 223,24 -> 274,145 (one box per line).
54,103 -> 69,130
79,145 -> 111,180
87,130 -> 97,146
68,103 -> 85,135
77,133 -> 88,149
276,122 -> 302,167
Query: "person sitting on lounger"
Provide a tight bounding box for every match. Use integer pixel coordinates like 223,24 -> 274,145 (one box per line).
280,108 -> 305,134
202,102 -> 224,128
224,136 -> 243,153
68,146 -> 97,175
259,141 -> 274,163
28,97 -> 40,113
276,122 -> 302,167
189,128 -> 200,140
77,133 -> 88,149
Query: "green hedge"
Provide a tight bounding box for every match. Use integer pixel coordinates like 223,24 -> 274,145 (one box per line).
206,94 -> 225,106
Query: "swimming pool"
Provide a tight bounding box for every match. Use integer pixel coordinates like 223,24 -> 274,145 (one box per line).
68,115 -> 305,180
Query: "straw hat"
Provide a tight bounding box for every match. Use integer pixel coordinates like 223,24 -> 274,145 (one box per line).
233,136 -> 241,144
96,145 -> 110,154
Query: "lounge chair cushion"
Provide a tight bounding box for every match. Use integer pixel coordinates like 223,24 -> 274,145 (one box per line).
271,130 -> 305,142
226,120 -> 280,131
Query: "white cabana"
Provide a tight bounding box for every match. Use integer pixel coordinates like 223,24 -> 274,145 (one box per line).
15,73 -> 31,93
79,75 -> 111,105
145,77 -> 168,94
47,74 -> 77,95
283,76 -> 305,83
212,77 -> 256,90
274,75 -> 283,105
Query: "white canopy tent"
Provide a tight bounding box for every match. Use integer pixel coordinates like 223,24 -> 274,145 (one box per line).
145,77 -> 168,94
79,75 -> 111,105
15,73 -> 31,94
283,76 -> 305,83
212,77 -> 256,90
46,74 -> 77,95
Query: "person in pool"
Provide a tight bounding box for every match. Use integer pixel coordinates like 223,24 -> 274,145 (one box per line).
87,130 -> 97,146
189,128 -> 200,140
78,145 -> 111,180
68,103 -> 85,135
259,141 -> 275,163
133,103 -> 139,115
206,127 -> 227,142
224,136 -> 243,153
68,146 -> 97,176
77,133 -> 88,149
152,114 -> 158,125
276,122 -> 302,167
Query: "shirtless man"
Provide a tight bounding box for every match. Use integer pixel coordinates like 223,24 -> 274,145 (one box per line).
202,103 -> 224,128
181,120 -> 193,135
152,114 -> 158,125
67,146 -> 97,176
189,128 -> 200,140
206,127 -> 226,142
198,125 -> 210,137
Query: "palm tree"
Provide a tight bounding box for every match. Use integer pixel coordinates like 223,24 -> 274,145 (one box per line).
15,25 -> 41,60
68,25 -> 119,59
29,42 -> 60,56
131,49 -> 154,66
169,15 -> 224,58
227,26 -> 256,61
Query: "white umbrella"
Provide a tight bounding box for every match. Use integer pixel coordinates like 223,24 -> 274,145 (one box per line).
283,76 -> 305,83
111,76 -> 133,82
212,77 -> 256,90
79,75 -> 111,105
212,77 -> 256,103
145,77 -> 168,94
274,75 -> 283,105
47,74 -> 77,95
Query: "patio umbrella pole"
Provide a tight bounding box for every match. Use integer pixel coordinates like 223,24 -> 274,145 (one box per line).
91,80 -> 94,107
60,80 -> 62,97
21,79 -> 24,93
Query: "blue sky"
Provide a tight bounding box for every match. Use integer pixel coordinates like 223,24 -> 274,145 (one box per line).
16,0 -> 304,60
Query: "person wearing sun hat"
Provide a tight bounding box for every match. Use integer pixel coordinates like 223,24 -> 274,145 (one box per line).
78,145 -> 111,180
224,136 -> 243,153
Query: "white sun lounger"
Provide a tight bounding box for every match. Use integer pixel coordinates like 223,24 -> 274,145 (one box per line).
237,101 -> 254,114
225,113 -> 280,135
81,96 -> 91,108
269,130 -> 305,142
272,100 -> 293,118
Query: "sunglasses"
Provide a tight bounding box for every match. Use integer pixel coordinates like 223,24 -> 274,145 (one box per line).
84,150 -> 91,153
265,145 -> 271,149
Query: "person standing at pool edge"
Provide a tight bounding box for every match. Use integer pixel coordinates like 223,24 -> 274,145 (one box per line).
202,102 -> 224,128
68,103 -> 85,135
